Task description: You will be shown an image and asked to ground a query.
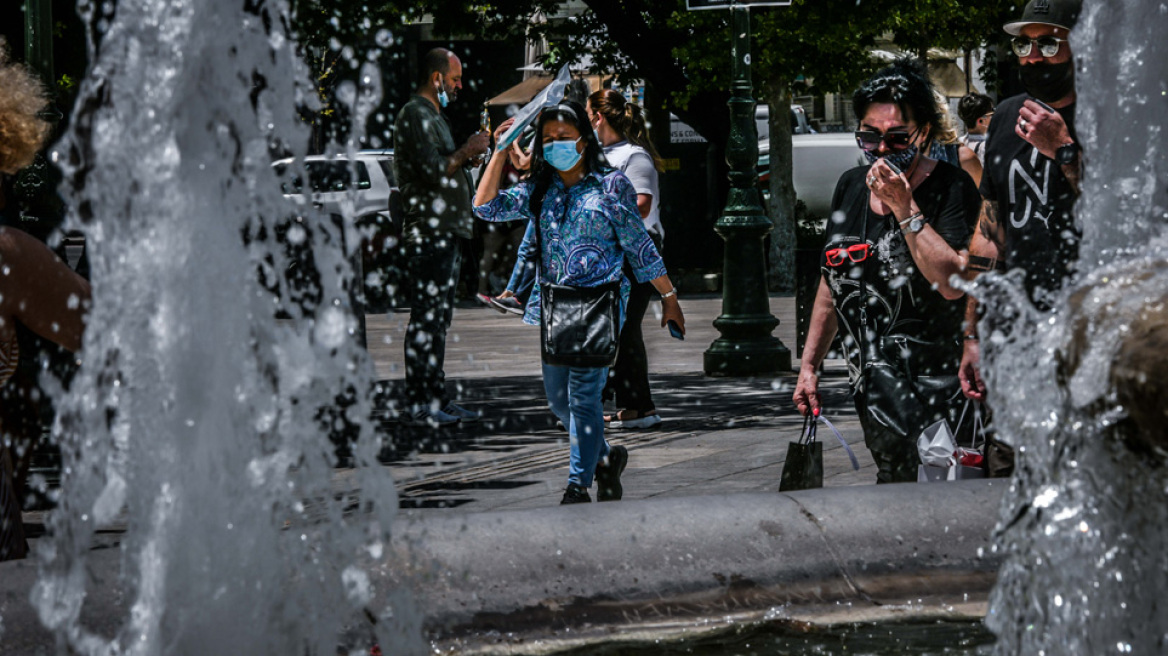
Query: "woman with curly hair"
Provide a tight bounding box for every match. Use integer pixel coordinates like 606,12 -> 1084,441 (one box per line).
793,58 -> 980,483
0,42 -> 91,561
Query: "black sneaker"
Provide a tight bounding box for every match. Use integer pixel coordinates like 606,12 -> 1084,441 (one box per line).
595,445 -> 628,502
560,484 -> 591,505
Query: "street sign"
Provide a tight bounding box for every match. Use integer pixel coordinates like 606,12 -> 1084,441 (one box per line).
686,0 -> 791,10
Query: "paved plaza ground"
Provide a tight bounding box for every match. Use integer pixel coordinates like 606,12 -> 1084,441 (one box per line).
366,293 -> 873,516
19,293 -> 873,535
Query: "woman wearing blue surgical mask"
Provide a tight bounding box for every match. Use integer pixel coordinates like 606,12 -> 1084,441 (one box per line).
793,58 -> 981,484
473,101 -> 684,505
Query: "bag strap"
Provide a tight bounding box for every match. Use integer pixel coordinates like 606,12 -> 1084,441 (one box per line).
972,403 -> 987,450
819,414 -> 861,471
800,413 -> 817,445
532,187 -> 545,272
953,399 -> 987,450
530,181 -> 570,281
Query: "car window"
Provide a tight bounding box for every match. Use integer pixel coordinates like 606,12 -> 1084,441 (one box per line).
354,162 -> 371,191
375,159 -> 395,187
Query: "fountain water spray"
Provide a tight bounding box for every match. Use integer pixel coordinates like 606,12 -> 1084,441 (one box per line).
27,0 -> 420,652
981,0 -> 1168,652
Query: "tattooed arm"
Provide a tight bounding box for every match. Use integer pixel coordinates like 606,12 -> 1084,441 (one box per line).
959,199 -> 1005,401
1059,156 -> 1082,198
965,199 -> 1006,280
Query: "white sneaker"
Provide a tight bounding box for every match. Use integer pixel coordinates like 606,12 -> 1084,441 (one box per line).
442,403 -> 480,423
403,407 -> 460,427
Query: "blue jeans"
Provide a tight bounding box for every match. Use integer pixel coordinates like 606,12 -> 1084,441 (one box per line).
542,364 -> 610,488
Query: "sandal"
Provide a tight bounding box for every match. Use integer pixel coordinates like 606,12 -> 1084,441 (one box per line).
606,409 -> 662,430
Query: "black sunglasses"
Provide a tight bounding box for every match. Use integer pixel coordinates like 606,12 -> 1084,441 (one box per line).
1011,36 -> 1067,58
854,127 -> 918,152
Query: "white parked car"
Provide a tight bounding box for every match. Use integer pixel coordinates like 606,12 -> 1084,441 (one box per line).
273,151 -> 400,229
272,151 -> 404,313
758,132 -> 866,218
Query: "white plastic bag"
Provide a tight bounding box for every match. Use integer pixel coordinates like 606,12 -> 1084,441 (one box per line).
495,64 -> 572,150
917,418 -> 958,467
917,401 -> 987,482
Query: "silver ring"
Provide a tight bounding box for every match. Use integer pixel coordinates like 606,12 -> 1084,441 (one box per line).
1020,118 -> 1028,130
866,175 -> 876,185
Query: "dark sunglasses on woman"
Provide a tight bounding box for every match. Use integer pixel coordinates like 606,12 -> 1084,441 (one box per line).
1011,35 -> 1067,58
854,127 -> 918,152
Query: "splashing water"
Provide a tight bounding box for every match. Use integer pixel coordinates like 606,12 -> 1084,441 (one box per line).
981,1 -> 1168,653
29,0 -> 420,653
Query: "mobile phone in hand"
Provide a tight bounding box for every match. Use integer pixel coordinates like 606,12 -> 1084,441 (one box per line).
1033,98 -> 1055,113
884,159 -> 902,176
667,320 -> 684,340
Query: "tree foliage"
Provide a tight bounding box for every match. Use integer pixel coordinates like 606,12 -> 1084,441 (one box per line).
297,0 -> 1027,286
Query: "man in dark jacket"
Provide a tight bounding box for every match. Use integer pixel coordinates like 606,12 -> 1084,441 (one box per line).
392,48 -> 489,426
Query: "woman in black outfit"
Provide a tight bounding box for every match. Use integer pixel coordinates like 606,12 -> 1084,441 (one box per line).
0,44 -> 91,560
793,59 -> 981,483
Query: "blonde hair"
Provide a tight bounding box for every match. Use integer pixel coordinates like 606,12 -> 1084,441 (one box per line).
931,91 -> 960,146
0,39 -> 51,175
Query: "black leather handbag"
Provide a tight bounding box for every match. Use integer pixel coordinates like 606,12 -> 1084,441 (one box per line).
539,280 -> 621,367
861,333 -> 964,450
531,191 -> 621,368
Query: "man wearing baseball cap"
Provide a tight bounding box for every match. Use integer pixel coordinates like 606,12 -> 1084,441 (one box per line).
959,0 -> 1084,410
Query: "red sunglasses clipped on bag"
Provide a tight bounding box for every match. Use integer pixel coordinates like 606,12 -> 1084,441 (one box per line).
825,243 -> 871,267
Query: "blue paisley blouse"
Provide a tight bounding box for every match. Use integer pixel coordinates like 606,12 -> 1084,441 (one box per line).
474,169 -> 666,326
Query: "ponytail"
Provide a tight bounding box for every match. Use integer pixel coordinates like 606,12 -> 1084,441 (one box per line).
588,89 -> 665,172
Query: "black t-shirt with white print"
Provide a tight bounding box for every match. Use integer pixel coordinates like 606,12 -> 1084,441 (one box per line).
822,161 -> 981,384
980,93 -> 1080,309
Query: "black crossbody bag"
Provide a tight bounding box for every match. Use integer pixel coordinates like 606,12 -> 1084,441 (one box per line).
532,190 -> 621,368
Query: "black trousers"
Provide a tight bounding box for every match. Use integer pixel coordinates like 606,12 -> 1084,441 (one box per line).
605,274 -> 655,414
403,235 -> 461,411
854,393 -> 921,484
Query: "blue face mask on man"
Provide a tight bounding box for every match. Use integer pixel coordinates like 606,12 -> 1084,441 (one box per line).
543,138 -> 583,171
436,75 -> 449,108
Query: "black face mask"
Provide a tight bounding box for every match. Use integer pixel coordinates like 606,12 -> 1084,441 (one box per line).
1019,60 -> 1075,104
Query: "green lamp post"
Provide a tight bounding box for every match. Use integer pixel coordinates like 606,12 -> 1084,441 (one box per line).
24,0 -> 55,84
700,3 -> 791,376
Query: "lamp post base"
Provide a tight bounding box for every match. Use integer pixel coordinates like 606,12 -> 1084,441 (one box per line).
704,334 -> 791,377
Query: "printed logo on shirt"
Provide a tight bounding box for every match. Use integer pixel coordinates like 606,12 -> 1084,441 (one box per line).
1007,148 -> 1053,230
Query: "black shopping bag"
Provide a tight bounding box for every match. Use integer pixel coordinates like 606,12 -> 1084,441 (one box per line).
780,414 -> 824,491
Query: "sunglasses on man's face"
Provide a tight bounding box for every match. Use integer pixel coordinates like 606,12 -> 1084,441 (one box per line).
854,128 -> 916,152
1011,35 -> 1067,58
825,243 -> 871,267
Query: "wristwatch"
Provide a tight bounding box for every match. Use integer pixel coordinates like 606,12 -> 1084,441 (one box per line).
900,211 -> 925,234
1055,141 -> 1080,165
